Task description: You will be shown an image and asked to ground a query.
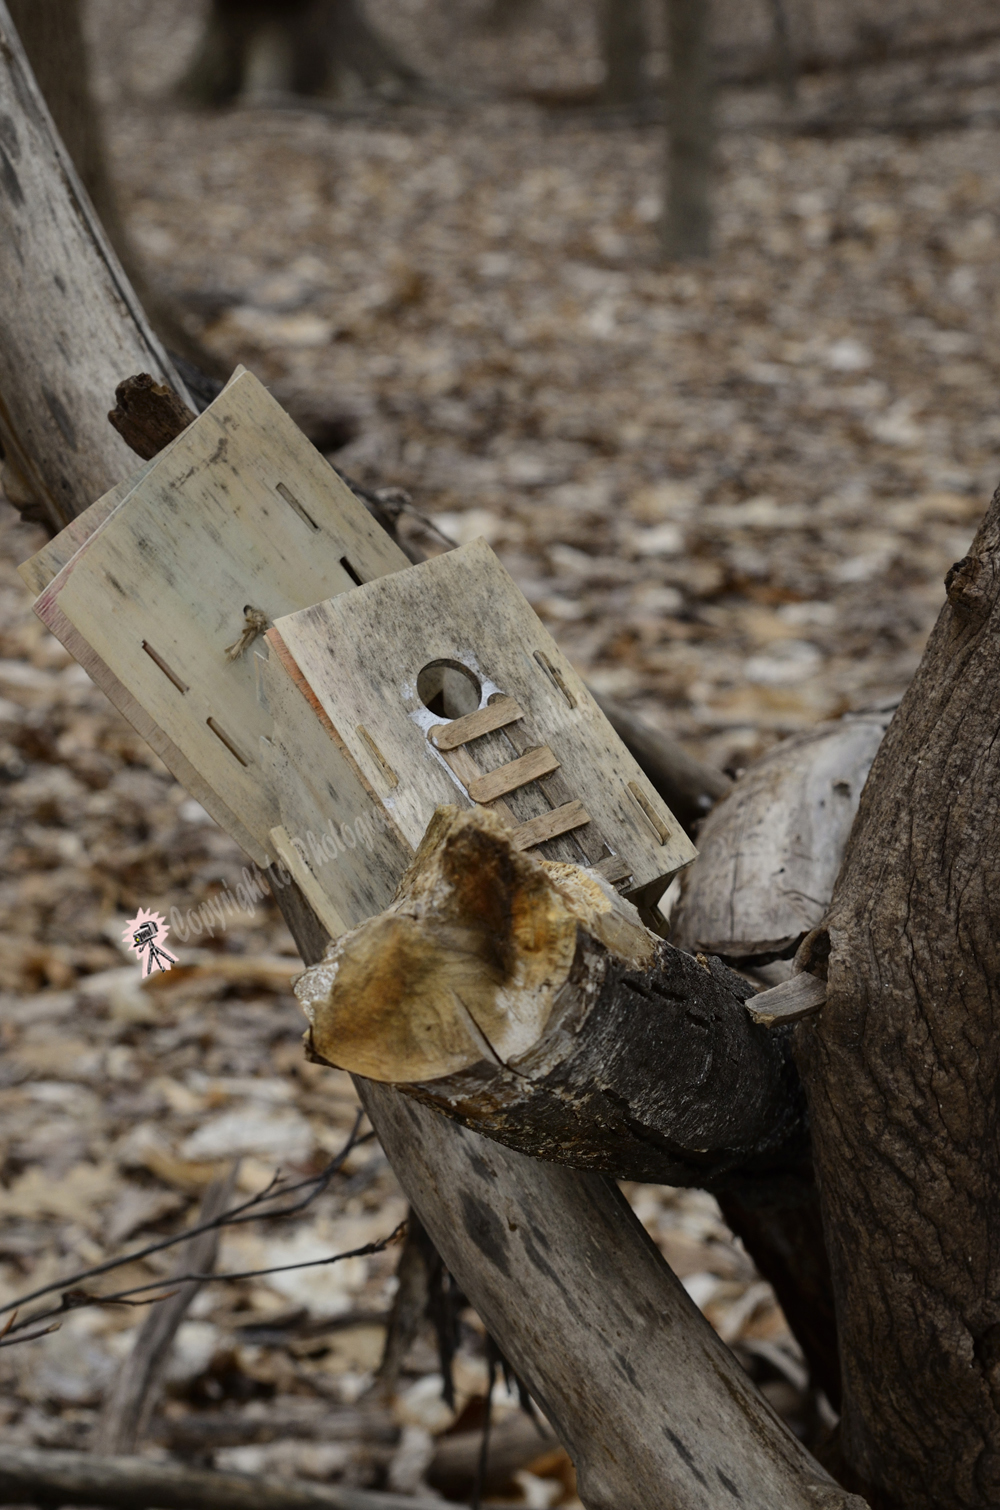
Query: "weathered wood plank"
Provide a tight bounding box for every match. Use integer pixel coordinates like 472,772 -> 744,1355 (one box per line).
0,2 -> 194,530
428,695 -> 523,750
510,799 -> 590,851
672,710 -> 892,966
466,744 -> 560,803
32,372 -> 411,864
273,539 -> 696,900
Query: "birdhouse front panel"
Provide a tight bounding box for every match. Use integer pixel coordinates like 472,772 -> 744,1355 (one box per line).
28,371 -> 411,865
271,538 -> 697,899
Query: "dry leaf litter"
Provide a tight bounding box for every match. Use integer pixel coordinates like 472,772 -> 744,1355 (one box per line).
3,0 -> 1000,1500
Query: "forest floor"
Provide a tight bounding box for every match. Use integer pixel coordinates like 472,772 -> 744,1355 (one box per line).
2,0 -> 1000,1502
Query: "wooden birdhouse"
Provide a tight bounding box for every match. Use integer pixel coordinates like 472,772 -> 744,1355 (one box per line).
21,368 -> 696,939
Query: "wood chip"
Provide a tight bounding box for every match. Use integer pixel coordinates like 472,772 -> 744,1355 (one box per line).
746,972 -> 827,1027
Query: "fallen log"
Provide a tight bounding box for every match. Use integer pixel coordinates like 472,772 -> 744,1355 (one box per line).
0,2 -> 194,532
0,1447 -> 446,1510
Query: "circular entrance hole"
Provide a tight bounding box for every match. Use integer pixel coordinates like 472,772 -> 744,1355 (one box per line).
417,659 -> 482,721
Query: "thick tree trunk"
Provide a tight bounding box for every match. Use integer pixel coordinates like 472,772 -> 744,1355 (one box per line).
661,0 -> 714,260
0,3 -> 193,532
795,494 -> 1000,1507
598,0 -> 648,105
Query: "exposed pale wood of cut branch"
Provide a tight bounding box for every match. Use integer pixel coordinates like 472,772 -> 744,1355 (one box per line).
0,2 -> 194,531
672,709 -> 891,969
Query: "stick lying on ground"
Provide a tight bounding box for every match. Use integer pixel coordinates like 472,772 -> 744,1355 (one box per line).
0,1447 -> 451,1510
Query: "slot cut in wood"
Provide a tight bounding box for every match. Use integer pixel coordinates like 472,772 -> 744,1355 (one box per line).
340,556 -> 364,587
428,695 -> 524,752
467,745 -> 560,804
628,781 -> 671,845
357,724 -> 399,788
534,650 -> 576,709
141,641 -> 188,694
276,481 -> 318,532
510,799 -> 591,852
206,717 -> 249,767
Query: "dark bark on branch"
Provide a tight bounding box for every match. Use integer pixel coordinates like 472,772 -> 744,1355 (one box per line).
598,0 -> 647,105
796,489 -> 1000,1507
107,373 -> 196,462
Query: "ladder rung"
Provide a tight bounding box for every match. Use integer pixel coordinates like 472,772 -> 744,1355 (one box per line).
468,745 -> 559,803
428,696 -> 523,751
511,800 -> 591,851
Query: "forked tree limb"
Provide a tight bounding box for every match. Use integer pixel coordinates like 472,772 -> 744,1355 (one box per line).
270,865 -> 861,1510
796,492 -> 1000,1508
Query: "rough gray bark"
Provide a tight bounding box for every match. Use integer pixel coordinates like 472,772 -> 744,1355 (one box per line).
795,493 -> 1000,1507
661,0 -> 714,260
270,870 -> 860,1510
0,2 -> 194,532
598,0 -> 647,105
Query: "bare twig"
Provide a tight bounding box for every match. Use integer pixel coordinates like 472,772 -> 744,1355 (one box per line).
4,1225 -> 406,1340
95,1165 -> 238,1453
0,1115 -> 367,1326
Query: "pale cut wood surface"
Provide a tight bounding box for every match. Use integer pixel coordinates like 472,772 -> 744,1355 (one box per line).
33,373 -> 411,864
466,743 -> 560,802
672,709 -> 891,964
747,972 -> 828,1027
428,695 -> 523,750
274,539 -> 696,897
0,2 -> 193,531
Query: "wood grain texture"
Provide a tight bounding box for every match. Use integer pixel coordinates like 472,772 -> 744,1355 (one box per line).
428,695 -> 523,750
510,799 -> 590,851
296,807 -> 810,1185
672,710 -> 891,966
33,372 -> 411,863
466,743 -> 560,802
748,973 -> 827,1027
795,490 -> 1000,1507
0,2 -> 194,530
274,539 -> 696,897
18,370 -> 247,598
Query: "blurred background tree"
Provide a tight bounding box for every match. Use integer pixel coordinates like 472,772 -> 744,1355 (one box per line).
179,0 -> 421,105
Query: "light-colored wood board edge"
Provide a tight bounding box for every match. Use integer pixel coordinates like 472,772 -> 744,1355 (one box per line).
268,825 -> 351,940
